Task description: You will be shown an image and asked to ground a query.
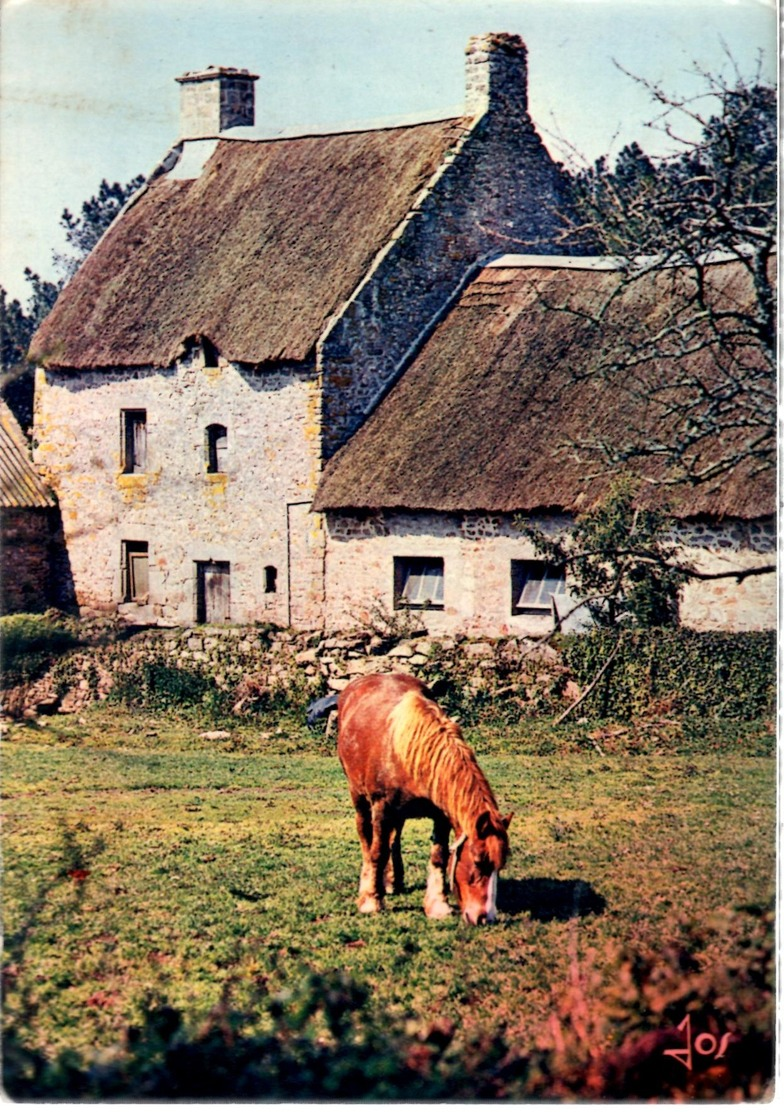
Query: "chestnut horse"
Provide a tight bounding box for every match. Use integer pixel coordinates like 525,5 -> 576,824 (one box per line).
337,673 -> 511,925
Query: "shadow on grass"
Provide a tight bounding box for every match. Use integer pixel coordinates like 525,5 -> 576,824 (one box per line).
500,876 -> 606,921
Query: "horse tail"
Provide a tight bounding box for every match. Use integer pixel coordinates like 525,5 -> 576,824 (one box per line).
306,692 -> 339,728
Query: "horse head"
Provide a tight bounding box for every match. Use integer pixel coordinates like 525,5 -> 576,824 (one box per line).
449,810 -> 512,926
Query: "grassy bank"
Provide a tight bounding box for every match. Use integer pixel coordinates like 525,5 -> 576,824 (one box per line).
2,706 -> 775,1099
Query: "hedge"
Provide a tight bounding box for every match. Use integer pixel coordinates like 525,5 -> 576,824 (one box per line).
560,629 -> 776,720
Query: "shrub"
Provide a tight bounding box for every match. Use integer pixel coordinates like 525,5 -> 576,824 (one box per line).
561,628 -> 775,719
0,613 -> 79,685
108,658 -> 231,716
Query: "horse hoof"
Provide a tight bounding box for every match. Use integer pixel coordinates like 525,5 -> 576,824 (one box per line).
358,895 -> 383,914
424,899 -> 452,920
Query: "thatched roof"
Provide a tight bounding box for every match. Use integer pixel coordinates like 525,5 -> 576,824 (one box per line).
0,401 -> 56,509
30,120 -> 467,369
314,256 -> 774,520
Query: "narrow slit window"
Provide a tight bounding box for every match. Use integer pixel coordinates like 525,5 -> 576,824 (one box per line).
394,556 -> 444,610
511,560 -> 566,614
121,409 -> 147,474
121,540 -> 149,603
264,565 -> 278,594
206,424 -> 228,473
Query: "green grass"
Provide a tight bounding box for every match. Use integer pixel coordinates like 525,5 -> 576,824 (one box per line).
2,705 -> 776,1096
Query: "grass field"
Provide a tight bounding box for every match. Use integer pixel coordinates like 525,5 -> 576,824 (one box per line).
2,705 -> 776,1100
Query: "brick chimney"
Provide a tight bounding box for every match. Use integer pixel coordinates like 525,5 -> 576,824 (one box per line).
465,33 -> 528,119
175,66 -> 259,139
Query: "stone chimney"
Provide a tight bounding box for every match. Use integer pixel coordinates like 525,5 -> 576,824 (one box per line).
175,66 -> 259,139
465,33 -> 528,119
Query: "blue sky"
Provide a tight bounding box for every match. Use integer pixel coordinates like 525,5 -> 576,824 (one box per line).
0,0 -> 776,302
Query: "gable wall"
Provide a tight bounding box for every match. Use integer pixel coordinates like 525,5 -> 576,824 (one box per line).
323,510 -> 775,636
33,357 -> 325,627
320,110 -> 582,458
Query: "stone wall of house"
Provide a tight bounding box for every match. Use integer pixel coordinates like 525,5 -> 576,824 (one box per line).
34,353 -> 325,628
323,510 -> 776,636
0,508 -> 55,614
320,34 -> 585,458
672,517 -> 776,632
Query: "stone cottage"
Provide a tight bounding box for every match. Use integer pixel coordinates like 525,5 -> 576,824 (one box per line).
28,35 -> 774,635
314,254 -> 775,635
30,34 -> 584,628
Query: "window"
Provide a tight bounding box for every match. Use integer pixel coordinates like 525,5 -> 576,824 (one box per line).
394,556 -> 444,610
121,409 -> 147,474
206,424 -> 228,473
511,560 -> 566,615
202,336 -> 220,368
122,541 -> 149,603
196,560 -> 231,623
264,565 -> 278,594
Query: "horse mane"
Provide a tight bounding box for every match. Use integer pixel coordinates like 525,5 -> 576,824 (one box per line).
388,690 -> 502,837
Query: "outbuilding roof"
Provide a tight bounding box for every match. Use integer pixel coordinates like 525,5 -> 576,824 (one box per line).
29,119 -> 468,370
0,401 -> 56,509
314,256 -> 774,520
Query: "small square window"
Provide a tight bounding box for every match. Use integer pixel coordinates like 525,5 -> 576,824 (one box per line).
121,409 -> 147,474
511,560 -> 566,615
394,556 -> 444,610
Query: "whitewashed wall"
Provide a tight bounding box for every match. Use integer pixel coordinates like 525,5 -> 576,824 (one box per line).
323,510 -> 775,636
34,352 -> 325,627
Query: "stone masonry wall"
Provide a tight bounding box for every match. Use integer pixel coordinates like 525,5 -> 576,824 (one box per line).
323,510 -> 776,636
34,352 -> 325,628
320,36 -> 585,458
0,508 -> 55,615
3,621 -> 569,720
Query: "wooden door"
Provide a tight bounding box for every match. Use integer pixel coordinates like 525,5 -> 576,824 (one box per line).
197,561 -> 230,623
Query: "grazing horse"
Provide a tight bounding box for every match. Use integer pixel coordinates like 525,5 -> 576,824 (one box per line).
337,673 -> 512,925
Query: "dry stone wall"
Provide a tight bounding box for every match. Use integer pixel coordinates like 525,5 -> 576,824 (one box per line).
3,622 -> 567,720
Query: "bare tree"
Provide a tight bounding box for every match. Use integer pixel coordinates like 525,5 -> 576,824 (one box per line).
549,57 -> 775,489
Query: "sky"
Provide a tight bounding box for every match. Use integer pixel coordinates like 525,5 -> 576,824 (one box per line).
0,0 -> 776,303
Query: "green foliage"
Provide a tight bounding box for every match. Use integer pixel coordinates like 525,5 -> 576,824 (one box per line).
108,658 -> 231,716
519,476 -> 685,629
562,628 -> 775,719
0,613 -> 78,685
3,913 -> 773,1101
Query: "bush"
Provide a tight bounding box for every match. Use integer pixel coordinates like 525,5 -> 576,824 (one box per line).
108,658 -> 231,716
561,629 -> 775,719
0,613 -> 79,685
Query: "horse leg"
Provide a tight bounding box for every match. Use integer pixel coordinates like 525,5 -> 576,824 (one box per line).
354,798 -> 378,913
357,799 -> 393,914
384,821 -> 405,895
424,813 -> 452,920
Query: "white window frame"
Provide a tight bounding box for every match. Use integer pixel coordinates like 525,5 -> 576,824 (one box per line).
511,560 -> 566,615
394,556 -> 445,610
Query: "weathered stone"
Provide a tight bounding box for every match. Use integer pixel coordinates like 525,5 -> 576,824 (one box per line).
387,643 -> 415,658
295,648 -> 319,664
327,676 -> 350,692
